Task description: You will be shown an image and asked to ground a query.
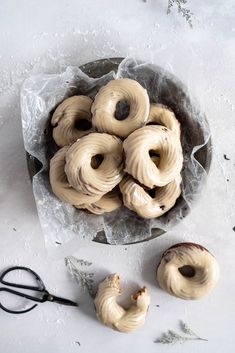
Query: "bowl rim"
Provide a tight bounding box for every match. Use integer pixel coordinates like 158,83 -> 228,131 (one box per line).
26,57 -> 212,246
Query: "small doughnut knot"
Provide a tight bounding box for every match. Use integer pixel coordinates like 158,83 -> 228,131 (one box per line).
120,174 -> 181,219
65,133 -> 124,197
94,273 -> 150,333
123,125 -> 183,188
51,95 -> 95,147
77,189 -> 122,215
91,78 -> 150,138
147,103 -> 181,138
156,243 -> 219,300
49,147 -> 100,206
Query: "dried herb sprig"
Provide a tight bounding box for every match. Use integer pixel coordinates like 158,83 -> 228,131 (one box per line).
155,321 -> 208,344
65,256 -> 95,298
180,320 -> 207,339
143,0 -> 193,27
167,0 -> 193,27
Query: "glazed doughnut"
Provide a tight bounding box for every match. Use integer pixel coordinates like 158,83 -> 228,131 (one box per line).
94,273 -> 150,333
148,103 -> 181,138
77,189 -> 122,215
51,95 -> 94,147
120,174 -> 181,219
65,133 -> 124,197
91,78 -> 150,138
49,147 -> 100,206
123,125 -> 183,188
156,243 -> 219,300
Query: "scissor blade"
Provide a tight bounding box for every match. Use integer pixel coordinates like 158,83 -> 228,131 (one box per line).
47,294 -> 78,307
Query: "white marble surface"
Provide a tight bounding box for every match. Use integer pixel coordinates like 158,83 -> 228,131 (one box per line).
0,0 -> 235,352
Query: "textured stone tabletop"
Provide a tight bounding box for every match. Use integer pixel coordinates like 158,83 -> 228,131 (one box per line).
0,1 -> 235,352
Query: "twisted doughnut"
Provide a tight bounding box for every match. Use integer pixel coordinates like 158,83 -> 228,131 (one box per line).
123,125 -> 183,188
91,78 -> 150,138
120,174 -> 181,219
157,243 -> 219,300
65,133 -> 124,197
94,274 -> 150,333
77,189 -> 122,215
51,95 -> 94,147
49,147 -> 100,205
148,103 -> 180,138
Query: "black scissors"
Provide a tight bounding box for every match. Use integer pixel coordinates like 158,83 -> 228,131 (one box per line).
0,266 -> 78,314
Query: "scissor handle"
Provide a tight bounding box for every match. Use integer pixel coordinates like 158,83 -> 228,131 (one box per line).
0,287 -> 48,303
0,266 -> 78,314
0,266 -> 46,292
0,288 -> 40,314
0,303 -> 37,314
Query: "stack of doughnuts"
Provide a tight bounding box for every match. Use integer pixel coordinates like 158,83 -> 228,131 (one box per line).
49,78 -> 183,218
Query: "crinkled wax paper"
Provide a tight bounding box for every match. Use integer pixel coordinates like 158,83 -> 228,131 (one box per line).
21,58 -> 211,248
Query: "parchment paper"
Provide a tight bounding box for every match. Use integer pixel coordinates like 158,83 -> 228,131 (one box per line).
20,58 -> 210,248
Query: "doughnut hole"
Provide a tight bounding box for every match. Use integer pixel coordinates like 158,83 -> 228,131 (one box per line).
75,118 -> 92,131
149,150 -> 160,159
145,187 -> 165,212
146,188 -> 156,199
178,265 -> 196,278
146,121 -> 161,126
91,154 -> 104,169
114,100 -> 130,121
143,149 -> 159,198
149,150 -> 160,167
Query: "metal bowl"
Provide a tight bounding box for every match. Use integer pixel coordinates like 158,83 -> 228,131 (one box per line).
27,57 -> 212,244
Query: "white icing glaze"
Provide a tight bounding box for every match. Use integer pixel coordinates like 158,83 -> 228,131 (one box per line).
51,95 -> 95,147
91,78 -> 150,138
65,133 -> 124,197
49,147 -> 100,205
49,86 -> 184,218
94,274 -> 150,333
157,243 -> 220,300
123,125 -> 183,188
76,189 -> 122,215
120,174 -> 181,219
148,103 -> 181,138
